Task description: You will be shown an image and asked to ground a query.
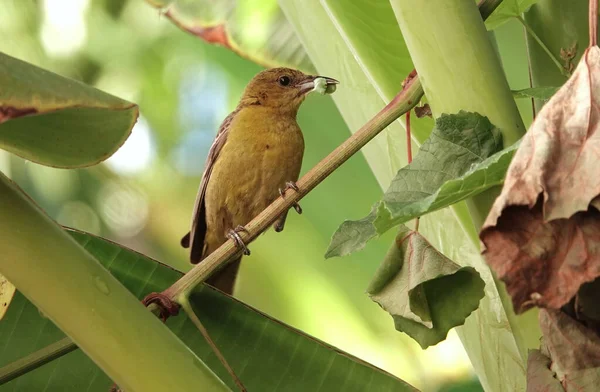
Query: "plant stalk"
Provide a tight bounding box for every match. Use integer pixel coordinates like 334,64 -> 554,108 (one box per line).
516,16 -> 569,76
390,0 -> 532,390
0,173 -> 230,392
525,0 -> 594,108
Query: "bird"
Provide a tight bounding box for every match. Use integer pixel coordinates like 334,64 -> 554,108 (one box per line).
180,67 -> 339,294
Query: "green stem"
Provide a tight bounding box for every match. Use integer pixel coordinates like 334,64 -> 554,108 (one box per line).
516,16 -> 569,77
0,173 -> 230,392
0,337 -> 77,385
179,296 -> 247,392
390,0 -> 533,390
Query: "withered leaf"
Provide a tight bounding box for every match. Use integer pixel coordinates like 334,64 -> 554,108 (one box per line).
526,350 -> 565,392
481,46 -> 600,313
368,225 -> 485,349
536,309 -> 600,390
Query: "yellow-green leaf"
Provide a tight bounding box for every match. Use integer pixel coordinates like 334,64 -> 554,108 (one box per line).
0,52 -> 137,168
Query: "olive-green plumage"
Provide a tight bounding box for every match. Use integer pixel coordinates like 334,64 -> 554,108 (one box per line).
181,67 -> 338,294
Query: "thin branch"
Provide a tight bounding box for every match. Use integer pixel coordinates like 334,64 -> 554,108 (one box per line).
516,16 -> 570,77
0,337 -> 77,385
179,297 -> 247,392
590,0 -> 598,47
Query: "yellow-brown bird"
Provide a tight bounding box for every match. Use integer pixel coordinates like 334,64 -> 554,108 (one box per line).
181,67 -> 338,294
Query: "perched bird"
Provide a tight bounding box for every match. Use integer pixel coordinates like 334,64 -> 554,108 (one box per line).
181,67 -> 338,294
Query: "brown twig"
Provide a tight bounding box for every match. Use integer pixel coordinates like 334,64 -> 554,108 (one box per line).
590,0 -> 598,47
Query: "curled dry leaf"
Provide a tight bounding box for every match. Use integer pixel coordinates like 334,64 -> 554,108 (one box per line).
480,46 -> 600,313
526,309 -> 600,391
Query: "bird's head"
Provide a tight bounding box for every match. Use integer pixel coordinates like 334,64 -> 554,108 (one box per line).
240,67 -> 338,116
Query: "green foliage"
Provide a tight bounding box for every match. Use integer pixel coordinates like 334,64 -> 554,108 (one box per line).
368,225 -> 485,349
145,0 -> 314,72
0,53 -> 137,168
485,0 -> 541,30
326,112 -> 514,258
512,86 -> 559,100
0,230 -> 415,391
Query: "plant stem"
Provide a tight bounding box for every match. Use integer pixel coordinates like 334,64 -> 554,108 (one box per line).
0,174 -> 230,392
590,0 -> 598,46
0,337 -> 77,385
163,74 -> 424,300
516,16 -> 569,76
525,0 -> 591,109
179,297 -> 247,392
390,0 -> 531,390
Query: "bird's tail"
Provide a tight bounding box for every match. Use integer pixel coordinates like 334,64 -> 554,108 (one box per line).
181,230 -> 242,295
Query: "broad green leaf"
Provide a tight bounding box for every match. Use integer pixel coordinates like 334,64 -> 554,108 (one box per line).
368,225 -> 484,348
282,1 -> 531,390
145,0 -> 314,73
0,53 -> 137,168
0,230 -> 416,392
326,112 -> 512,258
512,86 -> 559,101
484,0 -> 540,30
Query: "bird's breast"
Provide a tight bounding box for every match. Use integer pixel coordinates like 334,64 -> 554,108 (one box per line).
204,111 -> 305,230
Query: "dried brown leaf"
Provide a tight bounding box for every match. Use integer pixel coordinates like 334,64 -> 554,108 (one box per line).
481,46 -> 600,313
538,309 -> 600,390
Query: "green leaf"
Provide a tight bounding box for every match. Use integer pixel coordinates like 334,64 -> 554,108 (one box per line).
0,53 -> 137,168
145,0 -> 314,73
0,230 -> 416,391
326,112 -> 515,258
512,86 -> 559,100
368,226 -> 485,349
485,0 -> 541,30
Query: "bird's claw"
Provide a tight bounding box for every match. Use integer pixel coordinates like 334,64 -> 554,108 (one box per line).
228,226 -> 251,255
279,181 -> 302,214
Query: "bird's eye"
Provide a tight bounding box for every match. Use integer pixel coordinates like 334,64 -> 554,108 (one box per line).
278,76 -> 291,86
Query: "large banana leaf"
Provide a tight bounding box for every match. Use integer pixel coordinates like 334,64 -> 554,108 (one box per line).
0,53 -> 137,168
278,1 -> 532,391
0,230 -> 415,391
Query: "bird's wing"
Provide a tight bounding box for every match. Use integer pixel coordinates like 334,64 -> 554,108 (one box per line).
181,109 -> 238,263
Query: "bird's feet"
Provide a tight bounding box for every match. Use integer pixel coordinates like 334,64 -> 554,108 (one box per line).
227,225 -> 251,256
279,181 -> 302,214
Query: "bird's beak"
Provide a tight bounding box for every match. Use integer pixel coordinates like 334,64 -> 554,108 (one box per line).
297,76 -> 339,95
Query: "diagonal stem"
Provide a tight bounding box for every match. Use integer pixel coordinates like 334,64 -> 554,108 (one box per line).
516,16 -> 570,77
0,337 -> 77,385
179,296 -> 247,392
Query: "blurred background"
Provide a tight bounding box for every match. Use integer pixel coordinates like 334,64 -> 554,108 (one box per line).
1,1 -> 532,390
